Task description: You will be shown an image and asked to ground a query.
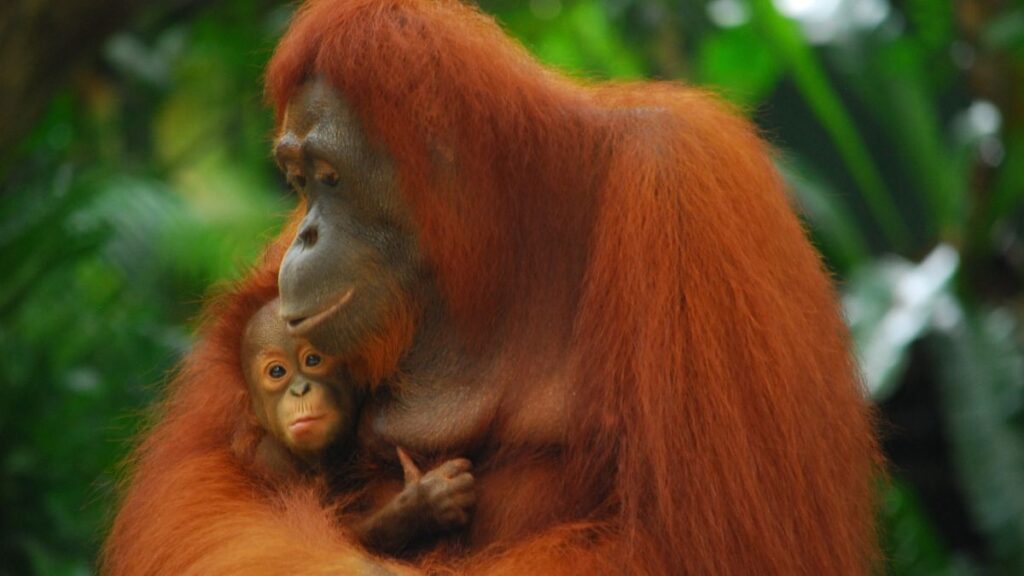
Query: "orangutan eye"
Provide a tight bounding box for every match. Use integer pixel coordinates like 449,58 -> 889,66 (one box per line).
317,171 -> 339,187
268,364 -> 287,379
304,353 -> 322,367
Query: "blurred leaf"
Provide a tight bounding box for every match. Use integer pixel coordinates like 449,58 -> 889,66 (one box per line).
80,176 -> 184,278
779,156 -> 869,273
0,167 -> 108,317
697,25 -> 783,106
24,537 -> 91,576
104,27 -> 188,89
881,478 -> 964,576
904,0 -> 955,51
844,245 -> 960,401
748,0 -> 910,249
931,308 -> 1024,572
980,7 -> 1024,54
988,133 -> 1024,225
853,39 -> 966,240
494,0 -> 645,78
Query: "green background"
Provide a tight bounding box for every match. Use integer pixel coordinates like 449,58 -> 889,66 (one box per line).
1,0 -> 1022,574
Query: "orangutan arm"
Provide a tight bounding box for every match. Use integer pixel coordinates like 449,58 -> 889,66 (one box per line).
103,448 -> 421,576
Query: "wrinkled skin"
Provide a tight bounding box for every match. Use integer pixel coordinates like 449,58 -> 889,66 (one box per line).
275,79 -> 425,359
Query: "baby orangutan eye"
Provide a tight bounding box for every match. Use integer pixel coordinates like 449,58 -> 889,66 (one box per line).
268,364 -> 287,379
304,353 -> 322,367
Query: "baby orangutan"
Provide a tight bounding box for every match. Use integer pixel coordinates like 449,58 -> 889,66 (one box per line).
240,299 -> 476,553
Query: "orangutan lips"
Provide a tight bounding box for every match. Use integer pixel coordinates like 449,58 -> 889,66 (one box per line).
286,287 -> 355,336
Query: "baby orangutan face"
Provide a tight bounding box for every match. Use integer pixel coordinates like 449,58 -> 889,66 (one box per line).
242,299 -> 357,462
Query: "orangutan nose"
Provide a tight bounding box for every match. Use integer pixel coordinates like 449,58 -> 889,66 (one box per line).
297,223 -> 319,249
288,380 -> 311,397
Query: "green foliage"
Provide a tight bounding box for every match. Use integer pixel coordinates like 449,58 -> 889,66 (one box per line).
778,157 -> 869,273
697,24 -> 783,106
3,0 -> 1024,574
0,2 -> 287,574
933,311 -> 1024,572
750,0 -> 911,248
883,479 -> 964,576
489,0 -> 646,78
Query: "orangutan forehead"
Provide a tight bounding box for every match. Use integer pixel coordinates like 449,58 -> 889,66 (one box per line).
243,300 -> 291,355
274,77 -> 381,173
278,78 -> 356,137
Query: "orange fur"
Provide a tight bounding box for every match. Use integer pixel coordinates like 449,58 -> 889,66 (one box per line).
103,1 -> 880,574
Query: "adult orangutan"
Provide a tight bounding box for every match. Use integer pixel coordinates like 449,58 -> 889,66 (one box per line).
102,0 -> 880,574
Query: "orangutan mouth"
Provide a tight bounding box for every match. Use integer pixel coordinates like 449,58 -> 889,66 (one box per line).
289,415 -> 324,434
286,287 -> 355,336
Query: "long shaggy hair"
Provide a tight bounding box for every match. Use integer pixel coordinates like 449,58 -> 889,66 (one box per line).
103,2 -> 880,574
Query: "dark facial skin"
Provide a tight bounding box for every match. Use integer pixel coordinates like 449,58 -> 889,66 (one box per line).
275,78 -> 425,357
242,300 -> 357,464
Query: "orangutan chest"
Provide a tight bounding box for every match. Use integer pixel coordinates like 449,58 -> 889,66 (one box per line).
361,378 -> 500,458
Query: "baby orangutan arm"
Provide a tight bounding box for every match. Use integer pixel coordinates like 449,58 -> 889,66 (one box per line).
356,447 -> 475,554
